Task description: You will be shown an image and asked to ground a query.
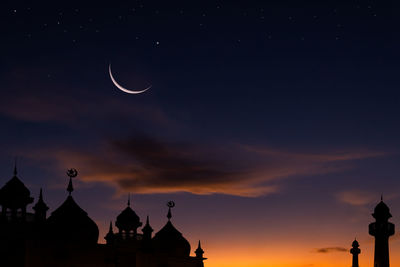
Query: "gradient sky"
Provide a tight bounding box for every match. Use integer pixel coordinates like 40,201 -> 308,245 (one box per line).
2,1 -> 400,267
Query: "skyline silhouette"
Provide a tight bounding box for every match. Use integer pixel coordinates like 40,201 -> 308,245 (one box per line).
2,1 -> 400,266
0,167 -> 206,267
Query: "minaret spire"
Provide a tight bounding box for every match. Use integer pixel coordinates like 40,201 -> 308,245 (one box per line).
105,221 -> 115,245
13,158 -> 17,176
108,221 -> 113,233
142,215 -> 154,241
166,201 -> 175,221
369,198 -> 394,267
350,239 -> 360,267
66,169 -> 78,196
128,193 -> 131,207
33,188 -> 49,222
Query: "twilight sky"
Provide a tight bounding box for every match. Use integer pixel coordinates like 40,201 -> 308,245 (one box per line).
2,1 -> 400,266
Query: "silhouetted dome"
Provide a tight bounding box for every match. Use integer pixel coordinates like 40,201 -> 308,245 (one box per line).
46,195 -> 99,245
352,239 -> 359,247
0,175 -> 33,208
373,200 -> 392,220
115,206 -> 142,231
152,221 -> 191,257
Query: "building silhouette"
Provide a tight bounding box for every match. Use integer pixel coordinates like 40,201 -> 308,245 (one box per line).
350,239 -> 360,267
369,198 -> 394,267
0,167 -> 206,267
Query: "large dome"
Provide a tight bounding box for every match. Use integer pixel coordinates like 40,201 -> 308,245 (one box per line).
152,220 -> 191,257
46,195 -> 99,245
0,175 -> 33,209
115,206 -> 142,231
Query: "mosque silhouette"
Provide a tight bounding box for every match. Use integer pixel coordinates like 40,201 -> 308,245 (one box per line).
0,167 -> 206,267
0,165 -> 396,267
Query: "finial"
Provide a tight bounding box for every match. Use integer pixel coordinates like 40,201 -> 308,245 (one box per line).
128,193 -> 131,207
66,168 -> 78,195
198,240 -> 202,249
108,221 -> 113,233
167,201 -> 175,220
381,194 -> 383,201
146,215 -> 150,225
39,188 -> 43,201
13,157 -> 17,176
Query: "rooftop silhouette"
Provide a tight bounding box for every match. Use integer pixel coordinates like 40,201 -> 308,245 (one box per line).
0,166 -> 206,267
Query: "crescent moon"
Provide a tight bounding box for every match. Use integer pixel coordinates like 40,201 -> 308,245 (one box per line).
108,64 -> 151,94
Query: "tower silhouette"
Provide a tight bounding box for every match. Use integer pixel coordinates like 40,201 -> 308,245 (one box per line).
369,198 -> 394,267
350,239 -> 360,267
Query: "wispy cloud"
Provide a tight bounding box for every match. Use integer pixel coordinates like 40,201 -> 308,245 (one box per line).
336,190 -> 377,206
315,247 -> 347,253
337,190 -> 399,206
21,134 -> 385,197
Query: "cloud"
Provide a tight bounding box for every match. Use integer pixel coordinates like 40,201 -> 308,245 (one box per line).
315,247 -> 347,253
336,190 -> 377,206
21,134 -> 385,197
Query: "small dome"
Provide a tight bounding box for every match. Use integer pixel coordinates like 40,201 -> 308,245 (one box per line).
0,175 -> 33,208
373,200 -> 392,220
46,196 -> 99,245
152,221 -> 191,257
115,206 -> 142,231
352,239 -> 359,247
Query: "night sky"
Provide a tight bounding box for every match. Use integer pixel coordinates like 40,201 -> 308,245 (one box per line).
2,1 -> 400,267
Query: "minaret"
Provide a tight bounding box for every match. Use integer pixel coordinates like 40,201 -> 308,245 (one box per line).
142,215 -> 153,240
369,197 -> 395,267
195,240 -> 204,258
32,188 -> 49,222
105,221 -> 115,245
350,239 -> 360,267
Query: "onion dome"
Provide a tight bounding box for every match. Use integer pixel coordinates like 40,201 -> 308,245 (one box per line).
45,169 -> 99,245
372,197 -> 392,221
352,239 -> 359,248
46,195 -> 99,245
152,202 -> 191,257
0,165 -> 33,209
115,195 -> 142,234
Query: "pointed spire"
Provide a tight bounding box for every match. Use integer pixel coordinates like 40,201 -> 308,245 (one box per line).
33,188 -> 49,222
67,177 -> 74,195
13,157 -> 18,176
143,215 -> 153,231
195,240 -> 205,258
167,207 -> 172,220
39,188 -> 43,201
105,221 -> 115,245
166,201 -> 175,221
142,215 -> 153,240
108,221 -> 113,233
381,194 -> 383,201
66,169 -> 78,196
128,193 -> 131,207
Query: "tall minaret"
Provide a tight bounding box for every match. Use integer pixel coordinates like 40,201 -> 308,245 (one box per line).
369,197 -> 395,267
350,239 -> 360,267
